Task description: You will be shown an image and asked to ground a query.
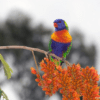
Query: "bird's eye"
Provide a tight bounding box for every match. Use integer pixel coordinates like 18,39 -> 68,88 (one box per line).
59,21 -> 61,23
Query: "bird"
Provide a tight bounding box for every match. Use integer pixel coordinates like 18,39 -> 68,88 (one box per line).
48,19 -> 72,66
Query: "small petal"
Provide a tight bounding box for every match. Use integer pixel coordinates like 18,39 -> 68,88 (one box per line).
30,67 -> 37,74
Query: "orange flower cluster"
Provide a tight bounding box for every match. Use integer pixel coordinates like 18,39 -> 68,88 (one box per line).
67,64 -> 84,96
57,65 -> 80,100
30,58 -> 100,100
40,58 -> 61,96
81,66 -> 99,100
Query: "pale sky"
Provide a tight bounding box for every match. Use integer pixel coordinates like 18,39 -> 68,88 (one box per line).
0,0 -> 100,100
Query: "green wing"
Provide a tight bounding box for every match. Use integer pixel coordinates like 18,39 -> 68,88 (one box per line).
48,39 -> 52,52
48,39 -> 54,62
63,41 -> 72,58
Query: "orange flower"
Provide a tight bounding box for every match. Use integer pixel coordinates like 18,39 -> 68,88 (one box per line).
36,74 -> 40,78
56,65 -> 62,72
47,79 -> 52,84
60,89 -> 63,94
42,73 -> 47,79
38,82 -> 42,86
95,95 -> 100,100
35,78 -> 40,82
30,67 -> 37,74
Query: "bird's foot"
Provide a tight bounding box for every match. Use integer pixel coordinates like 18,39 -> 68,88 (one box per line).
60,58 -> 66,65
46,51 -> 51,59
62,58 -> 66,62
47,51 -> 51,55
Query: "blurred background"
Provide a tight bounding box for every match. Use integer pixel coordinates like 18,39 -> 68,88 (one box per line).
0,0 -> 100,100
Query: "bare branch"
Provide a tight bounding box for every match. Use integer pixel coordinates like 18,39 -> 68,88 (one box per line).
0,45 -> 72,66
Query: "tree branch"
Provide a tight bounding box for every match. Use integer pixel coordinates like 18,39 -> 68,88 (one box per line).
0,45 -> 72,66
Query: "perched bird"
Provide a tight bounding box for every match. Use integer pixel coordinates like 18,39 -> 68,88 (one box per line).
48,19 -> 72,65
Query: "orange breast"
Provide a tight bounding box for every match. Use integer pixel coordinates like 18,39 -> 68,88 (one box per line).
51,29 -> 72,43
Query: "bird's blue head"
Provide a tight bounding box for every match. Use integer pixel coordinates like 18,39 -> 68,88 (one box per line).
53,19 -> 68,31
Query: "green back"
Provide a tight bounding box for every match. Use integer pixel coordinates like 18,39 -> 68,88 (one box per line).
64,21 -> 69,31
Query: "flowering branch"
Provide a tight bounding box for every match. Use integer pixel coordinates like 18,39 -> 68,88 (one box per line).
31,58 -> 100,100
0,45 -> 72,66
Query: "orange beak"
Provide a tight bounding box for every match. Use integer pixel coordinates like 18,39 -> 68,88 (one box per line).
54,23 -> 58,27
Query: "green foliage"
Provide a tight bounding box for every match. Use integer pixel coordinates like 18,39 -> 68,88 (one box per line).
0,54 -> 13,100
0,88 -> 2,98
0,88 -> 9,100
0,54 -> 13,79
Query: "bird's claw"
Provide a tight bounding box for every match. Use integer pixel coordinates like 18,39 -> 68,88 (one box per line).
60,58 -> 66,65
46,51 -> 51,59
62,58 -> 66,62
47,51 -> 51,56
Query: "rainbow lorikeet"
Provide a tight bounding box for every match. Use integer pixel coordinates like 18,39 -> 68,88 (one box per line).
48,19 -> 72,65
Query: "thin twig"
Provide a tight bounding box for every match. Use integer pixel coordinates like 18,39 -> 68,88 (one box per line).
0,45 -> 72,66
31,50 -> 39,74
31,50 -> 44,88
